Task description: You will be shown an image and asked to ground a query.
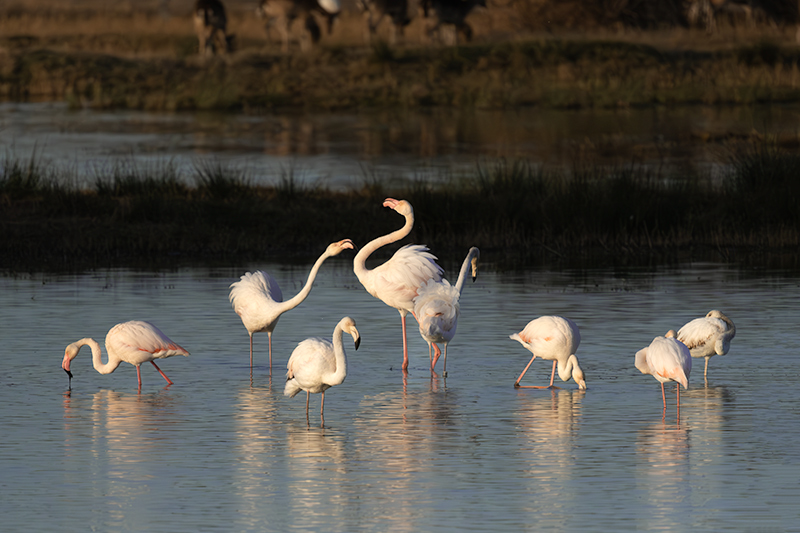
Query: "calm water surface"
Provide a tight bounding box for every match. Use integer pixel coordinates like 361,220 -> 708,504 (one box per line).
1,260 -> 798,531
4,102 -> 800,189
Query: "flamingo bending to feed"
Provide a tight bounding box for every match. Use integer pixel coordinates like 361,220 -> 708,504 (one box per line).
414,246 -> 480,375
353,198 -> 442,371
61,320 -> 190,390
635,330 -> 692,413
510,316 -> 587,390
284,316 -> 360,425
677,310 -> 735,379
230,239 -> 355,370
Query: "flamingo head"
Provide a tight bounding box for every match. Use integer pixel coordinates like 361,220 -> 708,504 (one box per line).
328,239 -> 356,256
469,247 -> 480,282
570,355 -> 587,390
341,316 -> 361,350
383,198 -> 413,217
62,343 -> 81,378
665,329 -> 677,338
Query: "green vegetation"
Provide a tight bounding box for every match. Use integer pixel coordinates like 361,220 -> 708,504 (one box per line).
4,39 -> 800,111
2,144 -> 799,271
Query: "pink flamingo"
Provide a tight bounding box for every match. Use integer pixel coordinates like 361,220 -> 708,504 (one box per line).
510,316 -> 587,390
353,198 -> 442,371
61,320 -> 190,390
635,330 -> 692,413
414,246 -> 480,375
229,239 -> 355,370
677,310 -> 735,380
284,316 -> 360,426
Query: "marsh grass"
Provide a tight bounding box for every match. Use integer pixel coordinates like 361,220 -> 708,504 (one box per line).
2,144 -> 800,270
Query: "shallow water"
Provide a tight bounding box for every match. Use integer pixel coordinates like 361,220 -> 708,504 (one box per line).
1,261 -> 798,531
4,102 -> 800,189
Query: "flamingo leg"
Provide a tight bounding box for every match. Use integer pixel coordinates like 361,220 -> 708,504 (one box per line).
268,332 -> 273,372
704,356 -> 709,378
136,366 -> 143,390
305,391 -> 310,425
431,343 -> 442,372
661,382 -> 667,410
320,391 -> 325,426
676,384 -> 681,421
401,313 -> 409,371
249,334 -> 254,369
151,361 -> 173,385
514,354 -> 537,387
443,343 -> 448,375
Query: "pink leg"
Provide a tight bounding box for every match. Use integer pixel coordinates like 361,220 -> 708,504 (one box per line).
151,361 -> 173,385
676,384 -> 681,420
442,343 -> 448,374
401,314 -> 409,371
268,332 -> 273,371
249,334 -> 254,369
431,343 -> 442,372
305,391 -> 310,424
136,366 -> 143,390
320,391 -> 325,426
514,354 -> 536,387
661,382 -> 667,410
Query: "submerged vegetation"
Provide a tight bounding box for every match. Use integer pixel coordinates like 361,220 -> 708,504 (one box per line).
2,145 -> 799,271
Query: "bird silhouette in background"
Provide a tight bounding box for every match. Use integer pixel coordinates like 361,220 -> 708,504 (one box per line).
677,310 -> 735,381
230,239 -> 355,371
635,330 -> 692,416
285,316 -> 360,426
414,246 -> 480,376
510,316 -> 587,390
61,320 -> 189,390
353,198 -> 442,372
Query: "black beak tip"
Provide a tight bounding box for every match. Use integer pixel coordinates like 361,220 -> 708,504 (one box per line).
354,338 -> 361,351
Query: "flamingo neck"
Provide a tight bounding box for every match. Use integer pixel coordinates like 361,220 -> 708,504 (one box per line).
353,210 -> 414,281
557,354 -> 579,382
453,248 -> 479,294
279,249 -> 334,313
328,323 -> 348,386
79,338 -> 121,375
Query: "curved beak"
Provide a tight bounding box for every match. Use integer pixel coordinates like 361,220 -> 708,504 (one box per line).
354,336 -> 361,351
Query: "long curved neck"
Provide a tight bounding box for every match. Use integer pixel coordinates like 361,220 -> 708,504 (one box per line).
328,324 -> 348,386
557,354 -> 578,382
80,338 -> 121,375
279,249 -> 334,312
353,210 -> 414,280
453,248 -> 478,294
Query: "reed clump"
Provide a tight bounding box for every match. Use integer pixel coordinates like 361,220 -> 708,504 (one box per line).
2,143 -> 800,271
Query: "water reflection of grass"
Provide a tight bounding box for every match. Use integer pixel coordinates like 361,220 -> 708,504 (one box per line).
2,144 -> 799,271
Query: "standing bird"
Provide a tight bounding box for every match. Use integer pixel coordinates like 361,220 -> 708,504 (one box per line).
414,246 -> 480,375
285,316 -> 360,425
61,320 -> 190,390
229,239 -> 354,370
353,198 -> 443,372
510,316 -> 587,390
635,330 -> 692,413
677,310 -> 736,380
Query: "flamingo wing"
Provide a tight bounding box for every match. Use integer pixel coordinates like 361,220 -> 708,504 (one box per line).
285,337 -> 335,395
368,244 -> 443,311
638,336 -> 690,388
415,278 -> 460,343
106,321 -> 189,366
516,316 -> 579,357
229,271 -> 284,331
677,316 -> 725,353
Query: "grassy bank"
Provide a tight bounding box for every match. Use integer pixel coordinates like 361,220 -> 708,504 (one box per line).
4,39 -> 800,111
2,144 -> 799,272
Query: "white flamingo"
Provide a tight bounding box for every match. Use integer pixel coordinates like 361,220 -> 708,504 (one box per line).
510,316 -> 587,390
61,320 -> 190,390
229,239 -> 354,370
677,310 -> 736,379
284,316 -> 360,425
414,246 -> 480,375
635,330 -> 692,413
353,198 -> 443,372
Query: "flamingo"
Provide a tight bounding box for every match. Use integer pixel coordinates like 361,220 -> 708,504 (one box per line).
414,246 -> 480,375
61,320 -> 190,390
229,239 -> 355,370
353,198 -> 443,371
510,316 -> 587,390
635,330 -> 692,413
677,310 -> 736,380
284,316 -> 360,425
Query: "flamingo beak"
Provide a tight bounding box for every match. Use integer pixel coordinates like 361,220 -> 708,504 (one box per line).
354,337 -> 361,351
